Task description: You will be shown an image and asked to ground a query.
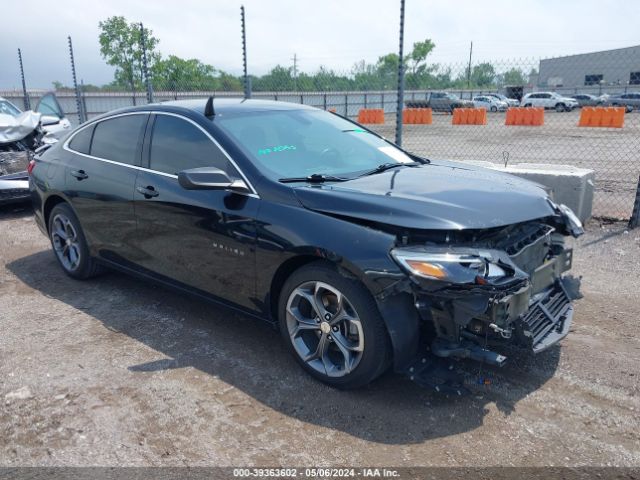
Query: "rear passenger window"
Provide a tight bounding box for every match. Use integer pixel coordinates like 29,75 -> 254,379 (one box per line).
68,125 -> 94,155
149,115 -> 231,175
91,115 -> 146,165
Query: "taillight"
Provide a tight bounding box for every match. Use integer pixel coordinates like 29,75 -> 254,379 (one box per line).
27,159 -> 36,175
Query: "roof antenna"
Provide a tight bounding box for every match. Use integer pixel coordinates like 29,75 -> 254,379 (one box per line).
204,95 -> 215,119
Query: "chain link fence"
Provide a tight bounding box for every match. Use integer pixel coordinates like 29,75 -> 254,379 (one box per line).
2,29 -> 640,224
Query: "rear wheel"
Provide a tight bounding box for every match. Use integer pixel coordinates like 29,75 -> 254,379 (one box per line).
278,262 -> 391,389
48,203 -> 104,279
490,106 -> 497,112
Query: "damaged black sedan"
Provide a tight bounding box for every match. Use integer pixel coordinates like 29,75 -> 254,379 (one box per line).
30,99 -> 582,391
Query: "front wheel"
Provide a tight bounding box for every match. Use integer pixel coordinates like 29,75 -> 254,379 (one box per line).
490,106 -> 497,112
278,262 -> 391,389
48,203 -> 104,279
555,103 -> 566,112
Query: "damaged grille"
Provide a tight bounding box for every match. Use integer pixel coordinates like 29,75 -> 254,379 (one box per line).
502,223 -> 555,276
517,282 -> 572,353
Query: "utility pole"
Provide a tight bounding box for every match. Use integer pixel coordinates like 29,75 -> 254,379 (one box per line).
292,53 -> 298,91
394,0 -> 406,146
466,41 -> 473,89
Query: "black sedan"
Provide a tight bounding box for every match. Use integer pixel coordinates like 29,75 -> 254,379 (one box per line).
30,99 -> 583,391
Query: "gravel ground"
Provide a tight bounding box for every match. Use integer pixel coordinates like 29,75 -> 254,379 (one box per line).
1,203 -> 639,467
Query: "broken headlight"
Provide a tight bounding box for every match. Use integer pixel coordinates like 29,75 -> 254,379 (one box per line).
390,248 -> 512,284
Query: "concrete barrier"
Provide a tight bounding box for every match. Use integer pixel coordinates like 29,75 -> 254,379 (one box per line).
461,161 -> 594,223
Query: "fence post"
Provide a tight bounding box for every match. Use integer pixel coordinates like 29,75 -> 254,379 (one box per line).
80,79 -> 88,121
241,6 -> 251,99
345,94 -> 348,117
630,176 -> 640,229
68,36 -> 85,124
140,23 -> 154,104
323,93 -> 327,110
17,48 -> 31,111
394,0 -> 406,145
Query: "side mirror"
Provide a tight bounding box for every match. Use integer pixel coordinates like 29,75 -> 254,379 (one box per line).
40,115 -> 60,126
178,167 -> 250,192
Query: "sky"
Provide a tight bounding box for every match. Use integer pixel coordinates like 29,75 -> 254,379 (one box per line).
2,0 -> 639,89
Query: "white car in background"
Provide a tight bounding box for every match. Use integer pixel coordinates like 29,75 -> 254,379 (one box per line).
0,93 -> 71,139
472,95 -> 508,112
485,93 -> 519,107
520,92 -> 579,112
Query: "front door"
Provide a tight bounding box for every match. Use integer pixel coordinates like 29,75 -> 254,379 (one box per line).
132,113 -> 259,311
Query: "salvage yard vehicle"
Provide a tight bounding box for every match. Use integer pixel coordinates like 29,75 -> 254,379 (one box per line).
520,92 -> 579,111
603,92 -> 640,112
0,96 -> 61,205
0,93 -> 72,139
570,94 -> 604,107
484,93 -> 519,107
30,99 -> 583,392
472,95 -> 507,112
406,92 -> 474,112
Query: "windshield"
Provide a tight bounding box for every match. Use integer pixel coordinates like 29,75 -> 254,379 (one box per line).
0,100 -> 21,116
216,109 -> 415,180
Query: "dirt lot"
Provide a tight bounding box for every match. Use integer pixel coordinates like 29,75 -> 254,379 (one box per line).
370,109 -> 640,219
1,203 -> 639,467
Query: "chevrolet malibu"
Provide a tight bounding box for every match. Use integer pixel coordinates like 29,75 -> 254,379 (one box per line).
30,99 -> 582,391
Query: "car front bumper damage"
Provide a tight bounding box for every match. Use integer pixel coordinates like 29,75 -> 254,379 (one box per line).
379,246 -> 578,395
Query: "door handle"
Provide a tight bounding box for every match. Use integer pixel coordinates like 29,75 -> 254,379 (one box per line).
70,170 -> 88,180
136,185 -> 159,198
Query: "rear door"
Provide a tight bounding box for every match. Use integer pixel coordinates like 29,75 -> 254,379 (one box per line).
132,112 -> 259,311
63,112 -> 148,264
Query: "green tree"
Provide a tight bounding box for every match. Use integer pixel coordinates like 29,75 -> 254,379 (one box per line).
407,39 -> 435,76
470,62 -> 496,87
98,16 -> 160,94
152,56 -> 217,92
501,67 -> 527,86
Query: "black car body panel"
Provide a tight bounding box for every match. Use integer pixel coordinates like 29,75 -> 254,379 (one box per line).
293,160 -> 555,230
30,98 -> 581,383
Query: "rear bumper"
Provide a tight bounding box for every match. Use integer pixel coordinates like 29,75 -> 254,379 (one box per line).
0,174 -> 29,206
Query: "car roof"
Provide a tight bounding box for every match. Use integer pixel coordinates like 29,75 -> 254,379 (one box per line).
121,98 -> 317,116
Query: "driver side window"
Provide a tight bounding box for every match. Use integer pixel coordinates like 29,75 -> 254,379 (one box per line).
149,115 -> 235,176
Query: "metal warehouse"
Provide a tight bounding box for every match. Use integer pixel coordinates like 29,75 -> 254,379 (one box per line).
538,45 -> 640,88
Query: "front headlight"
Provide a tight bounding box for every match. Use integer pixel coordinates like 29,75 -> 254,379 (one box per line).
390,248 -> 511,284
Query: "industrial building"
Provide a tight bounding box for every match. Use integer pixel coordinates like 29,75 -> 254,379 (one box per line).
537,45 -> 640,88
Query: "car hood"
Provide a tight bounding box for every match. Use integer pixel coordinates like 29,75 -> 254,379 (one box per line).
293,160 -> 556,231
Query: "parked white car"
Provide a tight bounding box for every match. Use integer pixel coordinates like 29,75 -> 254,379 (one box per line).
0,93 -> 71,139
472,95 -> 508,112
520,92 -> 579,112
485,93 -> 519,107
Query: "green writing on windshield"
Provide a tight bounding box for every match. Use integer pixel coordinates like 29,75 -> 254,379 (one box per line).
258,145 -> 297,155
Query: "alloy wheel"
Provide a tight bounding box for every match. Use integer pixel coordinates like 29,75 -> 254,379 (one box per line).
285,281 -> 364,377
51,213 -> 82,272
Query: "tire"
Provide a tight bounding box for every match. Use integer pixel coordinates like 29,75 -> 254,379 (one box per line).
555,103 -> 566,112
524,103 -> 532,108
48,203 -> 104,280
278,261 -> 391,389
490,106 -> 497,112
